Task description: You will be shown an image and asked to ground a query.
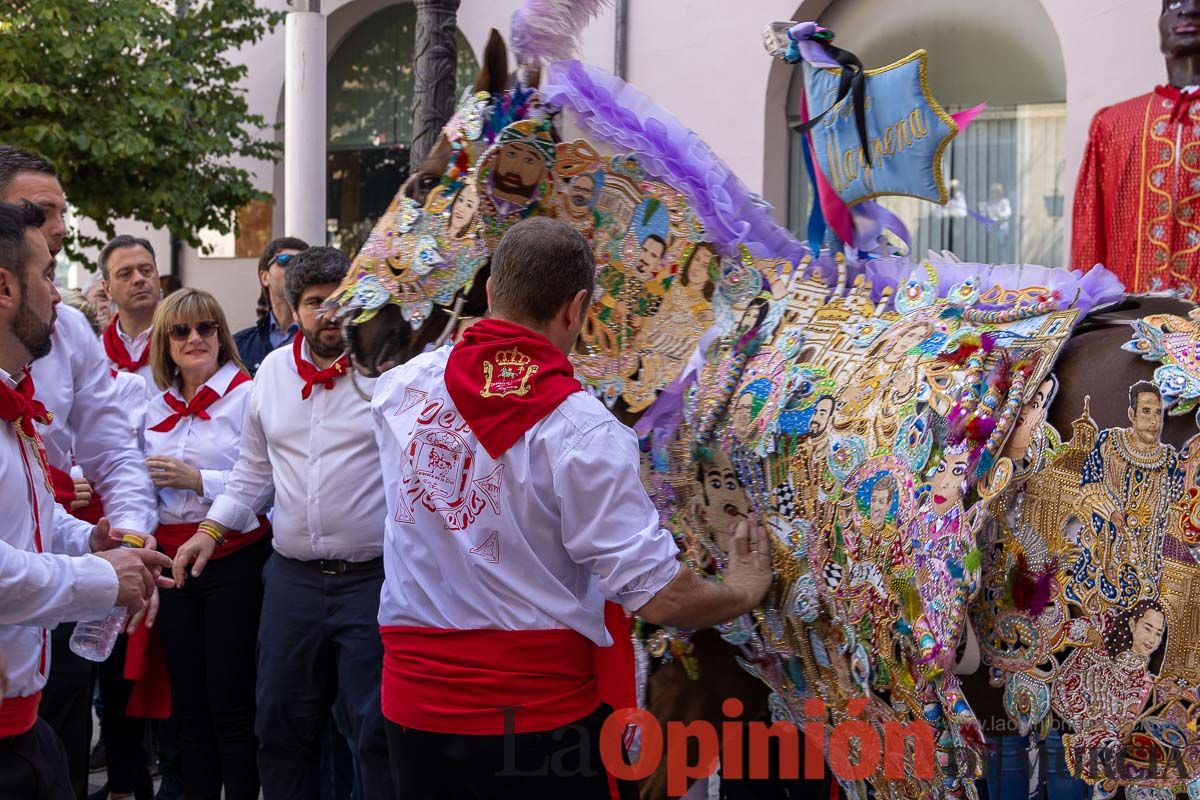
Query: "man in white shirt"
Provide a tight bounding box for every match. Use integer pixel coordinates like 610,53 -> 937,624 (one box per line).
176,247 -> 393,798
100,235 -> 160,387
372,217 -> 772,798
0,199 -> 172,800
0,146 -> 159,797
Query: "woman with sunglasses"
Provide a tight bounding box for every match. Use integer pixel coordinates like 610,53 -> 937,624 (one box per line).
144,289 -> 271,800
234,237 -> 309,375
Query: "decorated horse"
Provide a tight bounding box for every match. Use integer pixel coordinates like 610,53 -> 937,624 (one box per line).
328,7 -> 1200,799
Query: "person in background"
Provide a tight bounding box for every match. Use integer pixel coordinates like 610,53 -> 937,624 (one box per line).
142,289 -> 269,800
0,145 -> 159,799
176,247 -> 393,799
0,199 -> 171,800
101,235 -> 161,388
234,237 -> 308,376
84,276 -> 114,332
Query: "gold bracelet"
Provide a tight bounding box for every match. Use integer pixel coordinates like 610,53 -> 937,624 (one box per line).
197,522 -> 226,546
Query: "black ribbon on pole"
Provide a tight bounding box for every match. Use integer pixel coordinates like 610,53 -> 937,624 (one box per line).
791,42 -> 873,167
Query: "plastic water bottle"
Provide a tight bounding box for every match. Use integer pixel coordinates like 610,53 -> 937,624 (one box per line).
69,534 -> 145,662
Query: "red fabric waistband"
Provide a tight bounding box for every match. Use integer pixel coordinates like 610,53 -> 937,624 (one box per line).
380,626 -> 601,735
0,692 -> 41,739
155,518 -> 270,560
48,465 -> 105,525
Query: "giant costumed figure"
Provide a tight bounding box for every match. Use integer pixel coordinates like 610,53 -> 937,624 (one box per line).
324,3 -> 1200,798
1072,0 -> 1200,298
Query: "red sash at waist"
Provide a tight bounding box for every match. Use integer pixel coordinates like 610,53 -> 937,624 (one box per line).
0,692 -> 41,738
48,465 -> 105,525
154,517 -> 270,560
380,626 -> 601,735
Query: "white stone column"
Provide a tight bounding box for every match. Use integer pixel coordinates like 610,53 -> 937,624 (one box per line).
284,1 -> 326,246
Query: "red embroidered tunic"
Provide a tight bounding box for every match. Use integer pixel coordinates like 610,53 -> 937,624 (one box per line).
1073,86 -> 1200,298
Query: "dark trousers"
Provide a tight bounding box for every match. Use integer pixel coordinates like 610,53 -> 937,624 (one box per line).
157,536 -> 271,800
40,625 -> 94,799
256,553 -> 392,800
97,633 -> 153,798
386,705 -> 620,800
0,718 -> 75,800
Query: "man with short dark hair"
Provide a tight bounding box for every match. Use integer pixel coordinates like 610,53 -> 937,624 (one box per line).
373,217 -> 772,796
0,200 -> 171,800
0,146 -> 159,799
100,235 -> 160,387
176,246 -> 393,798
234,236 -> 309,375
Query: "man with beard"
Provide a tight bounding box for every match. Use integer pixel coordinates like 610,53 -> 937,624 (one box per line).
0,200 -> 171,800
0,146 -> 159,799
1073,0 -> 1200,297
100,235 -> 161,388
179,247 -> 393,798
487,119 -> 555,211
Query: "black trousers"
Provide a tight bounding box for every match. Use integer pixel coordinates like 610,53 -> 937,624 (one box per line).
0,718 -> 75,800
39,625 -> 94,799
256,553 -> 392,800
386,705 -> 627,800
97,633 -> 153,798
157,536 -> 271,800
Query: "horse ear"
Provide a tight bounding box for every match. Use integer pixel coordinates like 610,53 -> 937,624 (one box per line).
475,28 -> 509,94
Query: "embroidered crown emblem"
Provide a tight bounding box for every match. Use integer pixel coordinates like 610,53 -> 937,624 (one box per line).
480,346 -> 539,398
494,347 -> 531,368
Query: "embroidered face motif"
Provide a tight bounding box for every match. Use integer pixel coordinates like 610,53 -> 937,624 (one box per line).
1130,607 -> 1166,659
1128,384 -> 1165,450
447,183 -> 480,240
492,142 -> 547,205
929,450 -> 969,516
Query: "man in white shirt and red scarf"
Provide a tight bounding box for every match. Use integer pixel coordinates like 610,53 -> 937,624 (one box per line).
372,217 -> 773,798
100,234 -> 160,388
0,146 -> 160,797
0,199 -> 172,800
175,246 -> 394,798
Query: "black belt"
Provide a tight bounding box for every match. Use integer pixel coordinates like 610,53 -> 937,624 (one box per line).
290,556 -> 383,576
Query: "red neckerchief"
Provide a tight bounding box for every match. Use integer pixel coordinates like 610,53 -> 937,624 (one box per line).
1156,84 -> 1200,126
0,368 -> 54,492
149,369 -> 251,433
103,316 -> 150,373
444,318 -> 580,459
292,334 -> 350,400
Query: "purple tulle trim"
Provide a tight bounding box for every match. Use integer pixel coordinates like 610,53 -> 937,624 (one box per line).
862,257 -> 1126,316
542,60 -> 809,262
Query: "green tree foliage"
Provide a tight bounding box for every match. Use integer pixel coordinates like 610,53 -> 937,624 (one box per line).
0,1 -> 283,251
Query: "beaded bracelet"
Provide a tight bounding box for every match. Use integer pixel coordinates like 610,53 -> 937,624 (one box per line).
197,522 -> 226,546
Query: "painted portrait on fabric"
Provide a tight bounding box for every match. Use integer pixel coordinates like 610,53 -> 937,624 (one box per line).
474,118 -> 557,245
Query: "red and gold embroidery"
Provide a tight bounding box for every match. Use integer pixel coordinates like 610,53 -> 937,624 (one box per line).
479,347 -> 539,398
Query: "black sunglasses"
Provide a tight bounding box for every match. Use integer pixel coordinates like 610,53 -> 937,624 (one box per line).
271,253 -> 296,268
168,320 -> 219,341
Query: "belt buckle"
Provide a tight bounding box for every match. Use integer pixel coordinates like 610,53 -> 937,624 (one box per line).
319,559 -> 345,576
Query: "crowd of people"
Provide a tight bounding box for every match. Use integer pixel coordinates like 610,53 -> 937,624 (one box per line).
0,143 -> 773,800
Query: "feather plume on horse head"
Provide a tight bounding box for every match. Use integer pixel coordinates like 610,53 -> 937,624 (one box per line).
510,0 -> 611,65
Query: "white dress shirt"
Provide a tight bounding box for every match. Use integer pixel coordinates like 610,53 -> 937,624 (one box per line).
372,345 -> 680,646
116,371 -> 148,453
30,304 -> 158,534
208,340 -> 385,561
144,361 -> 261,529
0,369 -> 119,701
110,319 -> 155,388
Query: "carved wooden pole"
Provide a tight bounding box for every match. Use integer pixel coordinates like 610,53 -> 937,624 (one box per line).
410,0 -> 461,172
